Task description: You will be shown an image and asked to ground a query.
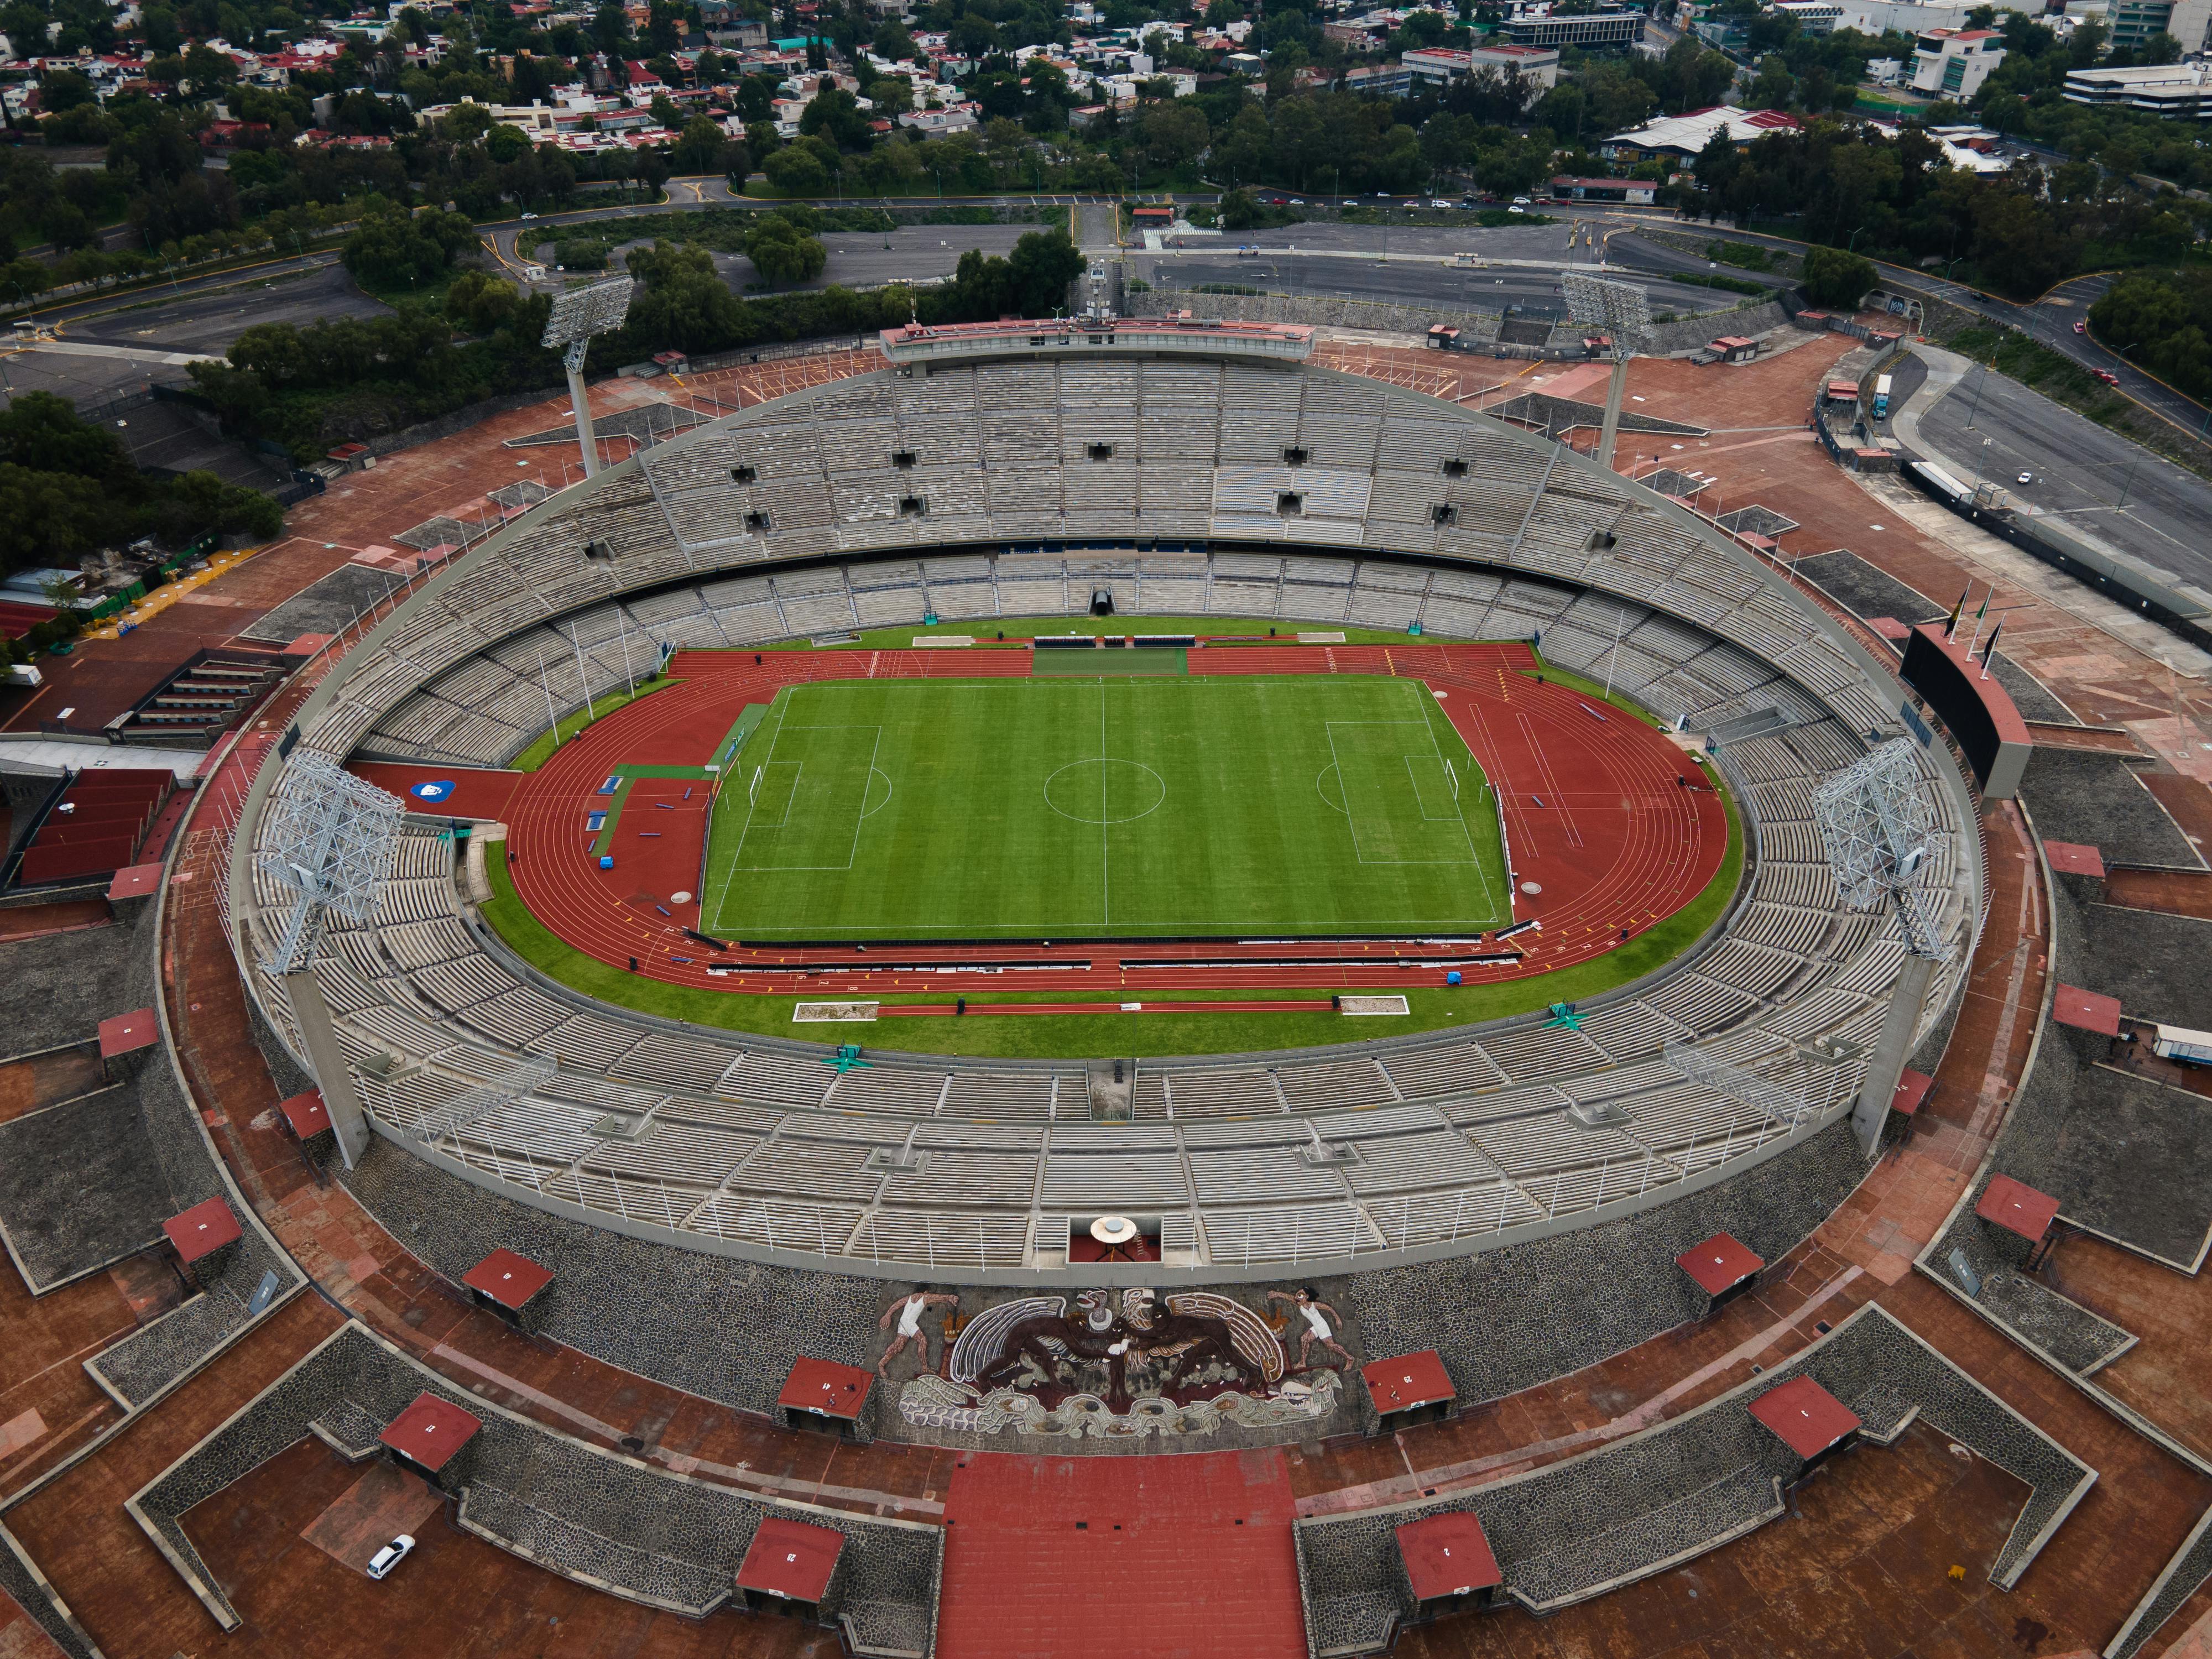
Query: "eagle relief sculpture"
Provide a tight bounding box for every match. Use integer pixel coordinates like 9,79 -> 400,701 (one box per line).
893,1287 -> 1346,1441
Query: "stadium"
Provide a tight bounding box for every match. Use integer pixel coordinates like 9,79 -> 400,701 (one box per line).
4,313 -> 2211,1659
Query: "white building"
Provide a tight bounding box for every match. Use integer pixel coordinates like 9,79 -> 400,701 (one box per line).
1829,0 -> 1988,33
1908,28 -> 2004,100
2064,58 -> 2212,116
1468,41 -> 1561,87
1772,1 -> 1843,33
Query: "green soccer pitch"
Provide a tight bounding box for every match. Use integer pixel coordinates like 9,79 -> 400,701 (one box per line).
699,674 -> 1510,941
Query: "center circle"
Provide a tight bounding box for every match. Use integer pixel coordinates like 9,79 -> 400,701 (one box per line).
1044,758 -> 1166,825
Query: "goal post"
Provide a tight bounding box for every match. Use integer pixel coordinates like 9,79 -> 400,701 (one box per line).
1445,758 -> 1459,801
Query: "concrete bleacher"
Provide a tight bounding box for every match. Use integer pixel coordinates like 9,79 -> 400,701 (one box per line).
239,351 -> 1983,1280
257,568 -> 1964,1276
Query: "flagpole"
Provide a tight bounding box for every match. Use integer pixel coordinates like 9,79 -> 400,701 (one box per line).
1964,590 -> 1991,659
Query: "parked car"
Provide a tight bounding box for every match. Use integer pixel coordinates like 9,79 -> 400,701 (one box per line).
367,1536 -> 416,1582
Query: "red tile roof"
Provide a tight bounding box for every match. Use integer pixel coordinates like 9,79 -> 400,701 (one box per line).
737,1516 -> 844,1601
1977,1173 -> 2062,1244
2043,841 -> 2105,877
1890,1068 -> 1934,1117
107,864 -> 164,901
378,1392 -> 483,1472
2051,984 -> 2121,1037
462,1248 -> 555,1311
1396,1510 -> 1501,1600
278,1089 -> 331,1138
777,1357 -> 873,1421
1750,1375 -> 1860,1459
1361,1350 -> 1455,1415
164,1196 -> 242,1264
1675,1232 -> 1763,1297
98,1008 -> 160,1058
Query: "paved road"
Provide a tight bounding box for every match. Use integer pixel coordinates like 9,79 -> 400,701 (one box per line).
1583,209 -> 2212,442
3,259 -> 390,405
1138,247 -> 1743,316
1893,342 -> 2212,596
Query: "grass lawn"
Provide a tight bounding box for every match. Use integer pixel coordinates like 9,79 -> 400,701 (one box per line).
478,768 -> 1741,1057
700,673 -> 1510,941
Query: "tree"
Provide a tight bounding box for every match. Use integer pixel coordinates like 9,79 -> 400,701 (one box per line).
1801,243 -> 1876,308
873,18 -> 916,58
743,210 -> 828,285
1003,226 -> 1082,315
763,137 -> 832,194
342,203 -> 476,291
674,115 -> 737,174
1749,54 -> 1795,109
1139,98 -> 1208,171
181,41 -> 238,86
623,238 -> 747,350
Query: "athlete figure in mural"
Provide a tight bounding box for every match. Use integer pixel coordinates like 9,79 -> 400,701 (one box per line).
878,1290 -> 961,1376
1267,1286 -> 1353,1370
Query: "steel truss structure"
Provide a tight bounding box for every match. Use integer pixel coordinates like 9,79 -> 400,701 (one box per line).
1811,738 -> 1948,959
255,751 -> 404,973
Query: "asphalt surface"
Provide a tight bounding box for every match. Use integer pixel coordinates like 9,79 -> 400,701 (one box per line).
1579,208 -> 2212,442
528,222 -> 1038,293
3,259 -> 391,406
1905,344 -> 2212,595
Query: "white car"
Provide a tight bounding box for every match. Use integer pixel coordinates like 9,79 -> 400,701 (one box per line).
367,1535 -> 416,1581
2016,472 -> 2033,486
520,212 -> 539,220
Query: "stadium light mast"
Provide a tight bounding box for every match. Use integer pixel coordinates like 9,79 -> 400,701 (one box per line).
541,277 -> 636,481
1812,738 -> 1954,1155
1561,271 -> 1652,473
257,751 -> 405,1168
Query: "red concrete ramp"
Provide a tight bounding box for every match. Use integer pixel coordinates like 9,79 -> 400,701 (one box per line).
937,1448 -> 1305,1659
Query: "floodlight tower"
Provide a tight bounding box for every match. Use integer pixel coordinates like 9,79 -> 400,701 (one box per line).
540,277 -> 636,480
1811,738 -> 1953,1154
1561,271 -> 1652,473
257,750 -> 404,1168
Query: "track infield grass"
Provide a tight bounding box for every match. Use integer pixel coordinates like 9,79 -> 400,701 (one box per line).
698,674 -> 1510,941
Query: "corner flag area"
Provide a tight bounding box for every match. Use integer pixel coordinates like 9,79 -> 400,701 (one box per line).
701,675 -> 1510,941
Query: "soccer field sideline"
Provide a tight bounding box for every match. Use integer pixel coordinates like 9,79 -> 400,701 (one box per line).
700,674 -> 1511,942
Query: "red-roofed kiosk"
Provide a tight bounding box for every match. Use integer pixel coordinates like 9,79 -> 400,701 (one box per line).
277,1089 -> 331,1143
99,1007 -> 160,1078
1361,1350 -> 1456,1428
1676,1231 -> 1764,1314
736,1516 -> 846,1620
1395,1511 -> 1503,1622
462,1248 -> 555,1332
2052,984 -> 2122,1039
1977,1173 -> 2063,1268
379,1392 -> 482,1489
778,1358 -> 874,1441
162,1195 -> 241,1286
1749,1375 -> 1861,1479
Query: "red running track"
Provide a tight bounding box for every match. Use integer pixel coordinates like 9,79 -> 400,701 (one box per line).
373,643 -> 1726,1005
